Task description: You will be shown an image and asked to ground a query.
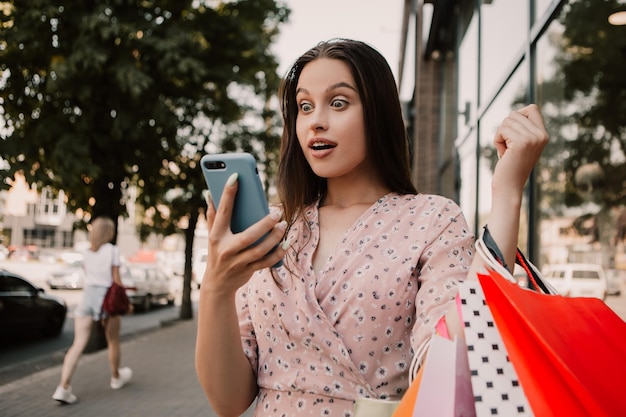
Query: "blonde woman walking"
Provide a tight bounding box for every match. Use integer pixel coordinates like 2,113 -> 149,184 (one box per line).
52,216 -> 132,404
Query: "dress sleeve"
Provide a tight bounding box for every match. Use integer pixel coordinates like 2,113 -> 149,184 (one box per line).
410,200 -> 474,357
236,283 -> 259,377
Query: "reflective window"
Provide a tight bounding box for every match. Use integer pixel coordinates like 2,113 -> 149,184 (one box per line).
457,131 -> 478,232
535,1 -> 626,272
480,1 -> 528,103
535,0 -> 560,23
478,65 -> 530,247
458,13 -> 478,140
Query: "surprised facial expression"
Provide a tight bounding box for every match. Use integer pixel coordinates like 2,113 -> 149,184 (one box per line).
295,58 -> 369,181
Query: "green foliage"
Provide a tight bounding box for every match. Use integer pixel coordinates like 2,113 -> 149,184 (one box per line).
0,0 -> 289,226
540,0 -> 626,210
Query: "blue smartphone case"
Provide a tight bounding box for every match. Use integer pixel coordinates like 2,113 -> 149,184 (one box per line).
200,153 -> 282,267
201,153 -> 269,233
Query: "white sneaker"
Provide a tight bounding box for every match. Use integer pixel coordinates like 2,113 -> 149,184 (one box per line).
110,367 -> 133,389
52,385 -> 77,404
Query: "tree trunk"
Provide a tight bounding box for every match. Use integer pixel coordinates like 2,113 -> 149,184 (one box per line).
91,179 -> 122,242
179,209 -> 198,320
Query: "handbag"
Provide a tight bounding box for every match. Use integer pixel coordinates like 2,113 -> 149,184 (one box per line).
102,282 -> 131,316
476,227 -> 626,417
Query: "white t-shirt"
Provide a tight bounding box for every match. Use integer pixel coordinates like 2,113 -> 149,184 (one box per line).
83,243 -> 121,287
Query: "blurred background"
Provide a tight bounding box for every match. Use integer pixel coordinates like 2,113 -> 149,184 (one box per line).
1,0 -> 625,317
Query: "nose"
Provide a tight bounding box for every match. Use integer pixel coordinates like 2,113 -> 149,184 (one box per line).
309,108 -> 328,131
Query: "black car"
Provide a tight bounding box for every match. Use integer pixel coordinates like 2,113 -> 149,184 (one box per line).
0,269 -> 68,338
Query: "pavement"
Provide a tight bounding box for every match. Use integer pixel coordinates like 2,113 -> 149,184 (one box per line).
0,309 -> 255,417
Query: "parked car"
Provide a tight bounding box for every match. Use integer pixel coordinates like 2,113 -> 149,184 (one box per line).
0,269 -> 68,338
58,251 -> 84,265
542,263 -> 607,300
121,264 -> 175,312
605,269 -> 624,296
46,261 -> 85,290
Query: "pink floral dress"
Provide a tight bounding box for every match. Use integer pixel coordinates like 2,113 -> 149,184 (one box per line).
236,193 -> 474,416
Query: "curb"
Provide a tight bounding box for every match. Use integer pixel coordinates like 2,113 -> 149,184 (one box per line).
0,317 -> 183,388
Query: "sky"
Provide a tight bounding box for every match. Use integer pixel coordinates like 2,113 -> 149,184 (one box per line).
271,1 -> 413,99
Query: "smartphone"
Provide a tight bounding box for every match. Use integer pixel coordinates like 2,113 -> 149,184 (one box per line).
200,152 -> 282,267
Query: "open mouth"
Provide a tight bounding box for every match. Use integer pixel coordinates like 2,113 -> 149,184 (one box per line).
310,142 -> 336,150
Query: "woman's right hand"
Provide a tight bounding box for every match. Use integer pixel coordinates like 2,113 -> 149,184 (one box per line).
201,173 -> 288,295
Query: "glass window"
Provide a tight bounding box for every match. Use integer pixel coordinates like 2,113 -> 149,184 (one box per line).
478,65 -> 530,247
0,274 -> 32,292
457,131 -> 478,232
458,12 -> 478,140
572,270 -> 599,280
535,0 -> 560,24
535,2 -> 626,272
480,1 -> 528,103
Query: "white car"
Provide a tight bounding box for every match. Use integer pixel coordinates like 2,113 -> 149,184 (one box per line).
543,263 -> 607,300
121,263 -> 175,311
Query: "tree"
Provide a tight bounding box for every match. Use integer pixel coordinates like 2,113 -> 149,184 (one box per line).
540,0 -> 626,210
0,0 -> 289,319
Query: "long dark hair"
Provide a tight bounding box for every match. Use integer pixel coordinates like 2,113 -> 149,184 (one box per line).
277,38 -> 416,228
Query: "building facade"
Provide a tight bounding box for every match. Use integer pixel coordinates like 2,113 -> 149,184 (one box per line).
401,0 -> 626,272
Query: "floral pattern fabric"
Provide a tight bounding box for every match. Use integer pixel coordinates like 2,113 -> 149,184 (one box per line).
236,193 -> 474,416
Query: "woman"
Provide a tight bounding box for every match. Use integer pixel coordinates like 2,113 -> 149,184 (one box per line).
52,216 -> 132,404
195,38 -> 548,416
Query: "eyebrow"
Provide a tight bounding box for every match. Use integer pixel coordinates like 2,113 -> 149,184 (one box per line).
295,82 -> 357,96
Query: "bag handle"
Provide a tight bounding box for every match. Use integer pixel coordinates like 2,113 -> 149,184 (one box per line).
476,226 -> 558,295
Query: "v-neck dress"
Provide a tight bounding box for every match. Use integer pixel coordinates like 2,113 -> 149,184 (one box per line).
236,193 -> 474,416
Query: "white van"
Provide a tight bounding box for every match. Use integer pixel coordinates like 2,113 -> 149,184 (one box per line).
542,263 -> 607,300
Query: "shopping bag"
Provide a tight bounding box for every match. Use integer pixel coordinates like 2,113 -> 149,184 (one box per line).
411,334 -> 475,417
391,334 -> 474,417
458,280 -> 533,416
479,268 -> 626,417
389,363 -> 423,417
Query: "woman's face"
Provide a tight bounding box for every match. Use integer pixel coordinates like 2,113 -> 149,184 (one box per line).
295,58 -> 369,181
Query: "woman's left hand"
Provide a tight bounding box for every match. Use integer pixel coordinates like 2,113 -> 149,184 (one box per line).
491,103 -> 549,197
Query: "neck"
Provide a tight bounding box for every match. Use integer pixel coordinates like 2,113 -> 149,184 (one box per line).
322,179 -> 390,208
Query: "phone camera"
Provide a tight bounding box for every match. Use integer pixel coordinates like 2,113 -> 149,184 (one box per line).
206,161 -> 226,169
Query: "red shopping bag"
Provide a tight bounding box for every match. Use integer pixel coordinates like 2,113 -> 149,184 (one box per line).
479,269 -> 626,417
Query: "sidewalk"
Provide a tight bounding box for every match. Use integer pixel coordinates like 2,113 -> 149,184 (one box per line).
0,316 -> 253,417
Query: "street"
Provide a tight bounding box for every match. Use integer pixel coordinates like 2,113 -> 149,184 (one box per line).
0,259 -> 189,385
2,258 -> 626,387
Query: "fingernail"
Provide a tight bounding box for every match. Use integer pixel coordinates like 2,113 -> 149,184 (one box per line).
281,238 -> 291,250
205,190 -> 212,207
276,220 -> 287,230
226,173 -> 238,187
270,209 -> 282,221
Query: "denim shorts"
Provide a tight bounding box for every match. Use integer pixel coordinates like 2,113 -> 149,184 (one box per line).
74,285 -> 109,320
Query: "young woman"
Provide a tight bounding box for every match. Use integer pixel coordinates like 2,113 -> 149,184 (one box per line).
52,216 -> 132,404
195,38 -> 548,416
